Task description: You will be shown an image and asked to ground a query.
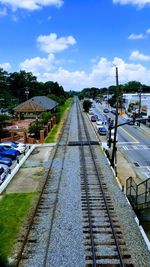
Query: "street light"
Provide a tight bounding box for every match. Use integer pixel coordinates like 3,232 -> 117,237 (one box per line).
25,87 -> 29,101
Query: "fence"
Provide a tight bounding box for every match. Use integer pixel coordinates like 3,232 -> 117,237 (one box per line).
126,176 -> 150,210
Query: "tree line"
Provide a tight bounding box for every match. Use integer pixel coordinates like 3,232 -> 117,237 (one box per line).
78,81 -> 150,100
0,68 -> 69,110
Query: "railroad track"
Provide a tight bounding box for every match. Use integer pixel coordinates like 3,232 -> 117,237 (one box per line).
13,97 -> 135,267
76,100 -> 134,267
14,101 -> 73,267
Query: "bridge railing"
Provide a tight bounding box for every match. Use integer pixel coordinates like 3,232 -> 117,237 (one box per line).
126,177 -> 150,209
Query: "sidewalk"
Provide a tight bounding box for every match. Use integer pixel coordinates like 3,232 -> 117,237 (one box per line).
117,150 -> 138,188
116,113 -> 150,188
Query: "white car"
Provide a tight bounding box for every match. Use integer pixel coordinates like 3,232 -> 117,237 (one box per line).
89,109 -> 94,115
0,164 -> 9,184
96,120 -> 104,129
7,141 -> 27,149
0,142 -> 26,154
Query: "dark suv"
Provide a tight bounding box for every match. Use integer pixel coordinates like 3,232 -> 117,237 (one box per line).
103,108 -> 109,113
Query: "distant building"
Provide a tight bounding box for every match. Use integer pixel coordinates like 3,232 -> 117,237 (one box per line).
123,93 -> 150,117
14,96 -> 58,119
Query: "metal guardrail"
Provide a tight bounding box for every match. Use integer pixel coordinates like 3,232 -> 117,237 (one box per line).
126,176 -> 150,209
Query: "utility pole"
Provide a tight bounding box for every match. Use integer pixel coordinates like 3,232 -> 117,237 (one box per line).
138,86 -> 142,127
107,88 -> 109,108
111,67 -> 119,173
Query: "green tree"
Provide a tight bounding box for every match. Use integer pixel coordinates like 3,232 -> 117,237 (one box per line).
28,121 -> 43,139
40,112 -> 51,125
8,70 -> 37,101
123,81 -> 142,93
83,100 -> 92,112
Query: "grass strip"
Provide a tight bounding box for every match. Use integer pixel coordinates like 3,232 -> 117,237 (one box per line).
45,98 -> 73,143
0,192 -> 37,264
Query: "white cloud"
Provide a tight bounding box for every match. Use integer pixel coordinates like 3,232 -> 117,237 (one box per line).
146,28 -> 150,34
113,0 -> 150,8
18,54 -> 150,91
0,7 -> 7,16
0,62 -> 11,70
128,28 -> 150,40
128,33 -> 145,39
0,0 -> 63,11
129,50 -> 150,61
20,53 -> 56,72
37,33 -> 76,54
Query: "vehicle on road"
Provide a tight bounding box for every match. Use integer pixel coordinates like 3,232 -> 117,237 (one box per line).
103,108 -> 109,113
91,115 -> 97,122
96,120 -> 104,128
126,119 -> 135,125
0,156 -> 12,166
89,109 -> 94,115
98,127 -> 107,135
111,109 -> 120,115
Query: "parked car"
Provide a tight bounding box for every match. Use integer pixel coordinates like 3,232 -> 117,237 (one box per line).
0,146 -> 19,160
98,126 -> 107,135
89,109 -> 94,115
10,141 -> 27,149
103,108 -> 109,113
0,164 -> 9,184
0,142 -> 26,154
94,114 -> 99,120
111,109 -> 120,115
96,120 -> 104,128
91,115 -> 97,122
0,156 -> 12,166
126,119 -> 135,125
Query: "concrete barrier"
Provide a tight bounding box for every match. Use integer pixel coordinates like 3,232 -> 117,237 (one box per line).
0,145 -> 36,194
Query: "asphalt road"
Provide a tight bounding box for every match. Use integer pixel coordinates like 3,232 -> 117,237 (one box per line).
93,102 -> 150,182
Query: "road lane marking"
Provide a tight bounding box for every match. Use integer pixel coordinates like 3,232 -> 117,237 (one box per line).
120,127 -> 139,142
132,146 -> 138,150
120,144 -> 149,150
143,172 -> 150,178
118,141 -> 138,144
122,146 -> 128,150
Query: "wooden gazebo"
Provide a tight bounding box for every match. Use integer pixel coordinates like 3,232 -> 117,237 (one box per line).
14,96 -> 58,119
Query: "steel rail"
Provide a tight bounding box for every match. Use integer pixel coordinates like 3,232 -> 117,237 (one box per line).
15,100 -> 73,267
76,101 -> 97,267
77,99 -> 125,267
42,103 -> 72,266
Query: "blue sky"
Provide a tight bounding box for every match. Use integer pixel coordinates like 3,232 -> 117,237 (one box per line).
0,0 -> 150,91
